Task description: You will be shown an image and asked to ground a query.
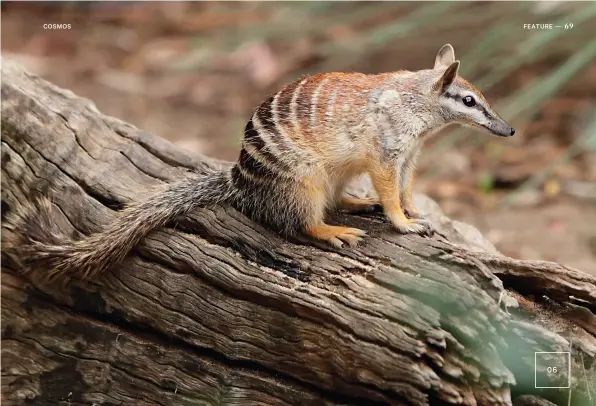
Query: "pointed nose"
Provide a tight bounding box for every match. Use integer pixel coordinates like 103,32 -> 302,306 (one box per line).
510,127 -> 515,136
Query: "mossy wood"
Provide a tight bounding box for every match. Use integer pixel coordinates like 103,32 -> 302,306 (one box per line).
1,58 -> 595,406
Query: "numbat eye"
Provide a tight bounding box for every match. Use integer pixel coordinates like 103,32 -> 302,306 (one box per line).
462,96 -> 476,107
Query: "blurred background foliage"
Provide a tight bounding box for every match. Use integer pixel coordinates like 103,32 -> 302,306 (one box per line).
2,1 -> 595,272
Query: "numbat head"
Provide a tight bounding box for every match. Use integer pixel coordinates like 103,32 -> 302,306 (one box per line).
431,44 -> 515,137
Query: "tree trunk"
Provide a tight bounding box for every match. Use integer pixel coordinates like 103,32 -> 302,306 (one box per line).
1,58 -> 595,406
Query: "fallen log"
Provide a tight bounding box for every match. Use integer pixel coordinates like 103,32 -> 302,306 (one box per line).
1,58 -> 595,406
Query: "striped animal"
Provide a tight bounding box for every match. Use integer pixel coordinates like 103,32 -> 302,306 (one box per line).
4,44 -> 514,280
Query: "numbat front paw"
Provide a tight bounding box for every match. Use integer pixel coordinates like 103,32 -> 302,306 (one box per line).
392,218 -> 434,237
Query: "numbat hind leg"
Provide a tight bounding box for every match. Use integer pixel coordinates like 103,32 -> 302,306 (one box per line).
302,175 -> 367,248
306,224 -> 367,248
338,196 -> 381,214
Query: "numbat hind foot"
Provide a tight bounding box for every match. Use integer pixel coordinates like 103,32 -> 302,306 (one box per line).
307,224 -> 367,248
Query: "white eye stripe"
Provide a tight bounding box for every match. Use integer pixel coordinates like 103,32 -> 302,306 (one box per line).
471,109 -> 488,124
444,98 -> 489,123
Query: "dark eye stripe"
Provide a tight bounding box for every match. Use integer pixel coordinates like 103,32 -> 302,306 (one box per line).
445,92 -> 487,111
446,92 -> 491,116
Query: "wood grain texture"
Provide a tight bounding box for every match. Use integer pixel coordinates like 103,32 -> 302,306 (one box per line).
1,58 -> 595,406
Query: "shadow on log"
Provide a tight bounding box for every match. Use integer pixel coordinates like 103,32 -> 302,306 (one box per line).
1,58 -> 595,406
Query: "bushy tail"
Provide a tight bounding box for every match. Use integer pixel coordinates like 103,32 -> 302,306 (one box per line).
3,168 -> 233,281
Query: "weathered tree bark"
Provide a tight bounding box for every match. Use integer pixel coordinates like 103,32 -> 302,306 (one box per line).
1,58 -> 595,406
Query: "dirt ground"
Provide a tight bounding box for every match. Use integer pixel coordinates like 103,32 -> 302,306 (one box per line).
2,2 -> 595,274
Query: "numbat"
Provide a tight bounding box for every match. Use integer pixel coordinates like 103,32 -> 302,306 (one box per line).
5,44 -> 514,280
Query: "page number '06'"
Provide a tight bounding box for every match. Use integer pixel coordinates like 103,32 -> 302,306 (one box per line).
535,352 -> 570,389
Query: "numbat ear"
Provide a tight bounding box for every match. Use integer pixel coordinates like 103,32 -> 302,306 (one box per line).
433,61 -> 460,93
434,44 -> 456,70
